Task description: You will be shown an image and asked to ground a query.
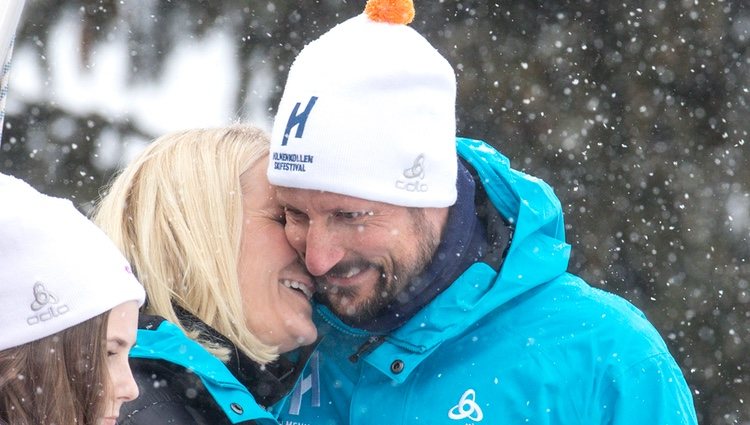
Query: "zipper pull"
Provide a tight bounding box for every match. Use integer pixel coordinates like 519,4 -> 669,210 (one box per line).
349,335 -> 386,363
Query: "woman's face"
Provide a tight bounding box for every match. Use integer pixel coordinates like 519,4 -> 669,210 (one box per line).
100,300 -> 140,425
237,158 -> 317,353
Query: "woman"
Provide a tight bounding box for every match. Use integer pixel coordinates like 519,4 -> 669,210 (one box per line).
0,173 -> 146,425
93,125 -> 318,424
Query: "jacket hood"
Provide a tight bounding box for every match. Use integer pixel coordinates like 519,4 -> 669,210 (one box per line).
457,137 -> 570,288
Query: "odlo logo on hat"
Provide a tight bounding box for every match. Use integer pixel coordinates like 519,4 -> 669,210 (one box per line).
395,154 -> 429,193
26,282 -> 70,326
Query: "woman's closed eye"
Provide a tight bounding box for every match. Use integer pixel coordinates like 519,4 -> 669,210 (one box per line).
106,338 -> 134,358
269,208 -> 286,225
284,206 -> 308,224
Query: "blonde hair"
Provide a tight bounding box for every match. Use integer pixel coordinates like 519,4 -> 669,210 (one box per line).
93,125 -> 276,364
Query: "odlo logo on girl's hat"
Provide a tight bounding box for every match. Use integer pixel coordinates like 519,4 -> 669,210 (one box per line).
268,0 -> 458,208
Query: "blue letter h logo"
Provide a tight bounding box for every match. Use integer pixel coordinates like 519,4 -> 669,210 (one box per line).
281,96 -> 318,146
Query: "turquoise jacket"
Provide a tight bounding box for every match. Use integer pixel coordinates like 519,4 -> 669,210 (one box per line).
274,138 -> 697,425
128,319 -> 279,424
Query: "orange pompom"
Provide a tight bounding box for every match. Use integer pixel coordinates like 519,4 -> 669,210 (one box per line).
365,0 -> 415,25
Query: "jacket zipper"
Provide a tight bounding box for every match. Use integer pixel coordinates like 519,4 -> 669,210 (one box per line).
316,306 -> 387,363
348,336 -> 386,363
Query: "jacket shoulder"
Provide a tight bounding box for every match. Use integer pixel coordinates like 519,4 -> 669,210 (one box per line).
499,274 -> 670,355
119,357 -> 232,425
120,315 -> 274,425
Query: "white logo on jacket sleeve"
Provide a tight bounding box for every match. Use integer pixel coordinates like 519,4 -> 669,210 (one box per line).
448,389 -> 484,422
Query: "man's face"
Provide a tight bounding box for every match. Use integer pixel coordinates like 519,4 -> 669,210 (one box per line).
276,188 -> 449,325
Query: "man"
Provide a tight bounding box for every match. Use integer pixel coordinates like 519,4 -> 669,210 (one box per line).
267,0 -> 698,423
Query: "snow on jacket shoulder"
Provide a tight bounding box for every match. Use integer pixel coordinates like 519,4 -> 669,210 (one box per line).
119,315 -> 310,425
274,138 -> 697,425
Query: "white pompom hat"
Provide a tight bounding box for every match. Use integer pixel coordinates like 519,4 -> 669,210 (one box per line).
0,173 -> 145,351
268,0 -> 457,208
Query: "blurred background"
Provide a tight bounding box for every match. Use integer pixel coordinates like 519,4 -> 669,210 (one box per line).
2,1 -> 748,422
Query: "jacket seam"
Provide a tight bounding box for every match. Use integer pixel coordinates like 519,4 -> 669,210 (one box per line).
494,321 -> 586,422
601,351 -> 681,395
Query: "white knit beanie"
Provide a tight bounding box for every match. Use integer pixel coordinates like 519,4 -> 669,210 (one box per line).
0,173 -> 145,351
268,0 -> 457,208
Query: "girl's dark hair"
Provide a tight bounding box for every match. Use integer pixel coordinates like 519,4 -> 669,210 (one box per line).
0,312 -> 110,425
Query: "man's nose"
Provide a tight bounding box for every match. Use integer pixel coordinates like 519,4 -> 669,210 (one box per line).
303,221 -> 347,277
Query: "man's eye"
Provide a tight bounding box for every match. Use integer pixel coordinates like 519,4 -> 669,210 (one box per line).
336,211 -> 374,220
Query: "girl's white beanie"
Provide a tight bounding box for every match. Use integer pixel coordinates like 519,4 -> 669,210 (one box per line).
0,173 -> 145,350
